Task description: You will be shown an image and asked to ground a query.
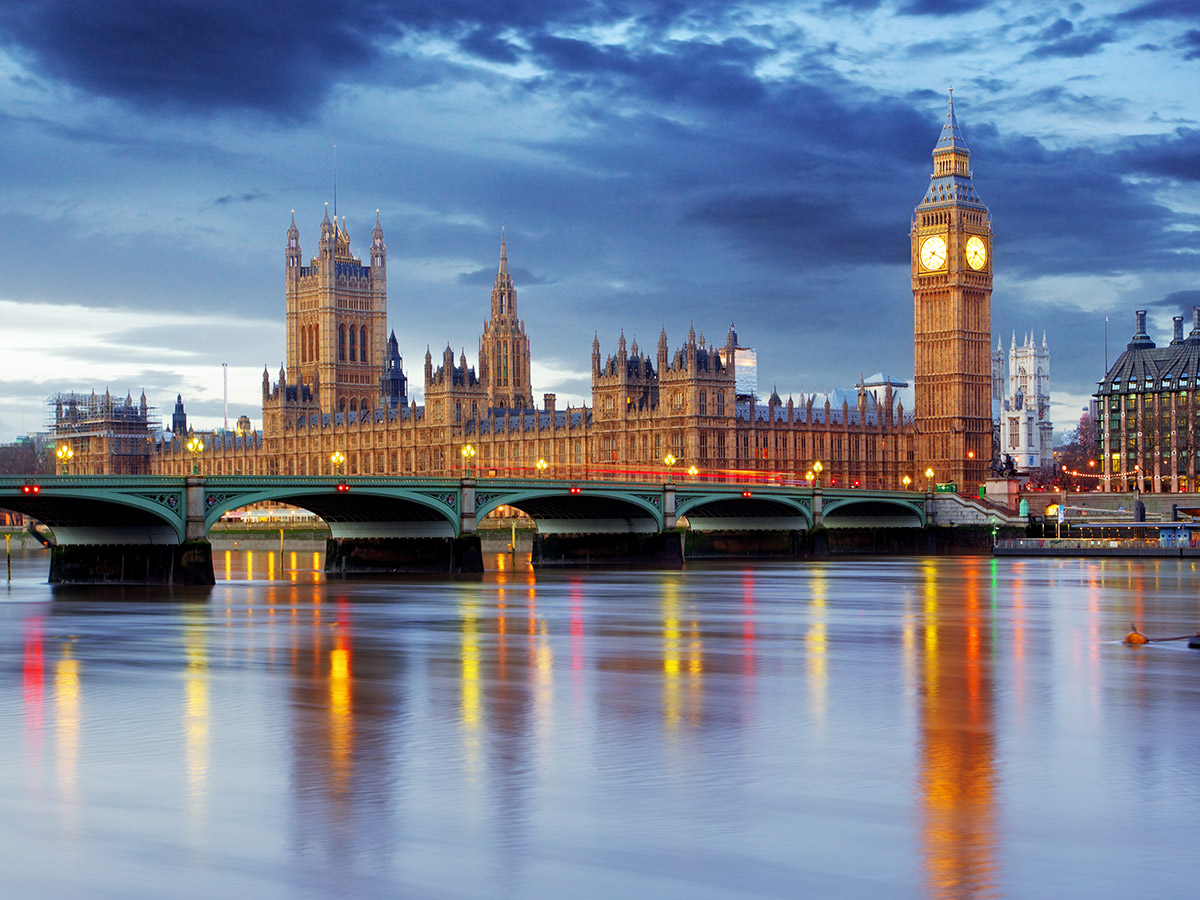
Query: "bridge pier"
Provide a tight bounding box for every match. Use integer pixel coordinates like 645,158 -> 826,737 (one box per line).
325,535 -> 484,576
531,532 -> 684,568
48,540 -> 214,586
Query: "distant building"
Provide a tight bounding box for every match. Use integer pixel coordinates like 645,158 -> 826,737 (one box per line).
49,390 -> 154,475
991,332 -> 1053,472
1096,308 -> 1200,493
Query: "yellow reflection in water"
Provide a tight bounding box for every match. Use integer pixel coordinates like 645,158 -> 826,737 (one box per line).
806,567 -> 828,728
268,551 -> 275,581
662,580 -> 681,732
224,550 -> 232,581
328,637 -> 352,797
459,596 -> 482,777
245,551 -> 254,581
312,551 -> 321,583
183,605 -> 210,836
55,642 -> 80,814
290,551 -> 298,582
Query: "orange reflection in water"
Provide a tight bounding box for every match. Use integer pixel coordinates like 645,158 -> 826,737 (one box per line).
918,560 -> 999,900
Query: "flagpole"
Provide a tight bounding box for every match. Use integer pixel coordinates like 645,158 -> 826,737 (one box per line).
1104,315 -> 1108,373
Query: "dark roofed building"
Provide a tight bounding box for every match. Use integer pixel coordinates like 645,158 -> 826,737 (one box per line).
1096,308 -> 1200,492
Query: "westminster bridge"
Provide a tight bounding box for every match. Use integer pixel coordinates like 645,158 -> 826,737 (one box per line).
0,475 -> 1010,584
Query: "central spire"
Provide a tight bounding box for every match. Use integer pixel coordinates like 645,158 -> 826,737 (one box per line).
934,88 -> 970,156
498,227 -> 509,278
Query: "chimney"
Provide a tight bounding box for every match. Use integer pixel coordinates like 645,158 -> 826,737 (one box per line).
544,393 -> 556,414
1172,316 -> 1184,345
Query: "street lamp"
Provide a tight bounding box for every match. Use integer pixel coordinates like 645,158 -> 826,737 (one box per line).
663,452 -> 677,482
536,457 -> 548,476
687,465 -> 699,479
56,444 -> 74,475
330,450 -> 346,477
812,460 -> 823,488
902,475 -> 912,490
925,467 -> 934,492
461,444 -> 475,477
186,434 -> 205,475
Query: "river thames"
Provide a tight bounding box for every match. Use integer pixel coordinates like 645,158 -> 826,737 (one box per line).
2,547 -> 1198,899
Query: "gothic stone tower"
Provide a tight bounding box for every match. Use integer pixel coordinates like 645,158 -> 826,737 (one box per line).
285,206 -> 388,417
912,92 -> 993,494
478,230 -> 533,409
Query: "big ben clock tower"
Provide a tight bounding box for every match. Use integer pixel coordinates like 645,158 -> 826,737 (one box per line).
912,90 -> 993,495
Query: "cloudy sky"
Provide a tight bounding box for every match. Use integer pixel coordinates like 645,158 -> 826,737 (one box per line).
1,0 -> 1197,442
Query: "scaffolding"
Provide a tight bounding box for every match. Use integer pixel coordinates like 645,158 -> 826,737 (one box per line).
48,390 -> 159,475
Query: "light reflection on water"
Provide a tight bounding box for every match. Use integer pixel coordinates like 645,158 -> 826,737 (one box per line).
2,551 -> 1200,898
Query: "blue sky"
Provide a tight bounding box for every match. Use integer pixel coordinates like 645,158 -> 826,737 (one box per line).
0,0 -> 1197,441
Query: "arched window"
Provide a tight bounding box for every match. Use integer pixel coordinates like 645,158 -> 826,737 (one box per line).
350,398 -> 357,412
360,326 -> 368,364
313,324 -> 319,361
338,325 -> 346,361
349,325 -> 357,362
361,397 -> 370,416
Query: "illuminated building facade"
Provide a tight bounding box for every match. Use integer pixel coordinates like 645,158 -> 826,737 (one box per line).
62,96 -> 1012,493
912,91 -> 993,495
1096,308 -> 1200,493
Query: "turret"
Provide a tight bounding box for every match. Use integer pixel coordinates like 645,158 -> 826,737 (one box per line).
371,209 -> 386,270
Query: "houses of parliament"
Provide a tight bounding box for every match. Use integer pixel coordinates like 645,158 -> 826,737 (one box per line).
55,95 -> 994,496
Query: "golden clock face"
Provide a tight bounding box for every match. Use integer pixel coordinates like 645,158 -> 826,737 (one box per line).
919,235 -> 947,270
965,235 -> 988,270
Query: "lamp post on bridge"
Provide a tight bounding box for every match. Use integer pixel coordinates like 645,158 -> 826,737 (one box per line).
461,444 -> 476,478
663,452 -> 677,482
330,450 -> 346,478
56,444 -> 74,476
186,434 -> 205,476
536,457 -> 548,477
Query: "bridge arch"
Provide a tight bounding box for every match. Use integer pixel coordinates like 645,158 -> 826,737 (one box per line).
821,496 -> 925,528
474,486 -> 665,534
204,484 -> 461,539
0,481 -> 186,544
675,491 -> 813,531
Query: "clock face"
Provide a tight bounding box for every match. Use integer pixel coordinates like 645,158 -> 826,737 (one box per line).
965,235 -> 988,270
919,235 -> 947,270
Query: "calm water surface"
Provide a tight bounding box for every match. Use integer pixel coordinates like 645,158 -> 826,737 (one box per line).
2,548 -> 1199,899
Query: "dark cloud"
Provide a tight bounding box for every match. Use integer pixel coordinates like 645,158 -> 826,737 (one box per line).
1178,29 -> 1200,59
0,1 -> 760,118
1117,128 -> 1200,182
213,190 -> 269,206
1157,289 -> 1200,312
1024,27 -> 1117,59
1115,0 -> 1200,22
899,0 -> 991,15
0,1 -> 389,118
1036,18 -> 1076,42
457,266 -> 555,286
458,28 -> 523,65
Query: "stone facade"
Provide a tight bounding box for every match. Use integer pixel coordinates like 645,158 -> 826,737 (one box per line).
62,96 -> 998,495
912,91 -> 993,495
993,332 -> 1053,472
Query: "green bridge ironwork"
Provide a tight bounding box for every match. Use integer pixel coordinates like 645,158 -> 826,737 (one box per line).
0,475 -> 929,546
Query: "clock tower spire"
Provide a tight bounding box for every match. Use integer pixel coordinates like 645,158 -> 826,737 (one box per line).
912,90 -> 993,495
